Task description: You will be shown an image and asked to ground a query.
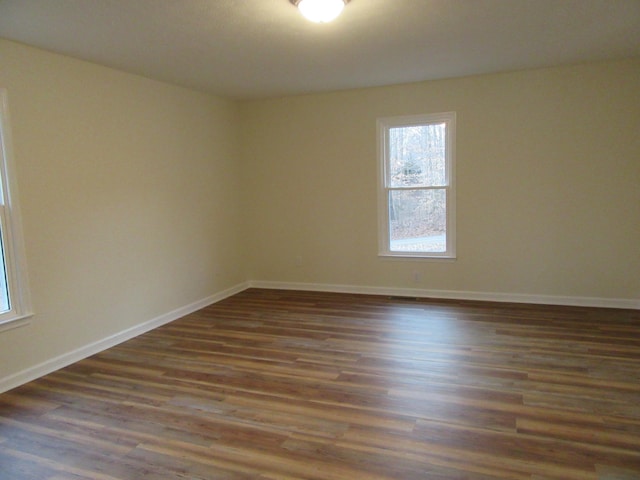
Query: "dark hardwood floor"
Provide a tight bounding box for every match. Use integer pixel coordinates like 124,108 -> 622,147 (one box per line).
1,288 -> 639,479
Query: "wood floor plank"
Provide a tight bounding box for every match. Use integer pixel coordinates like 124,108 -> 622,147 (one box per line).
1,288 -> 639,479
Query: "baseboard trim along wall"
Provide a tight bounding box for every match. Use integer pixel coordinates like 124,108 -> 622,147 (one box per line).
248,280 -> 640,310
0,281 -> 250,394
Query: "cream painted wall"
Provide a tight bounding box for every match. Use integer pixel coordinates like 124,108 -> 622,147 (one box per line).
240,59 -> 640,303
0,40 -> 245,380
0,38 -> 638,390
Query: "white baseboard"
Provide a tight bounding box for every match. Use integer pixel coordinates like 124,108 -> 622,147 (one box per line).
248,280 -> 640,310
0,281 -> 250,394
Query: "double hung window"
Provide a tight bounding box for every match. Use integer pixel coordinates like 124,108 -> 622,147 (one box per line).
0,89 -> 32,329
378,112 -> 456,258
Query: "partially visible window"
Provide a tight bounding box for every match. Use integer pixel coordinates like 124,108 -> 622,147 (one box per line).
0,89 -> 32,329
378,112 -> 456,258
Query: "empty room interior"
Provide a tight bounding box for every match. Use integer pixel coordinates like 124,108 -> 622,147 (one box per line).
0,0 -> 639,478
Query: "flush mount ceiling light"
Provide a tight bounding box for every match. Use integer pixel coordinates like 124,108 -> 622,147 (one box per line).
290,0 -> 350,23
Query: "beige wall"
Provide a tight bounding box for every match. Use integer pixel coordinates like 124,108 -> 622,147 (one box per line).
240,59 -> 640,302
1,38 -> 638,388
0,39 -> 245,380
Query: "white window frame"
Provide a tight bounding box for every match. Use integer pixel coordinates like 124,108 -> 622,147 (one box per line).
377,112 -> 456,259
0,88 -> 33,331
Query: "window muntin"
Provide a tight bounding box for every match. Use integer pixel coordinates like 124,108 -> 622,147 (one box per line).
378,112 -> 456,258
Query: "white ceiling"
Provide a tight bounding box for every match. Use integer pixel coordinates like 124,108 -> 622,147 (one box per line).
0,0 -> 639,100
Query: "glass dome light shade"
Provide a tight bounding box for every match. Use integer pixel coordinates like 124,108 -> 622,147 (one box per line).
297,0 -> 346,23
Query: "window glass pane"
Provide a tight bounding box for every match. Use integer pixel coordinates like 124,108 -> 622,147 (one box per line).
389,189 -> 446,252
388,123 -> 446,188
0,226 -> 9,312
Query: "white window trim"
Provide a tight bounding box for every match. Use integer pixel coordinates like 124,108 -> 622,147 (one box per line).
0,88 -> 33,330
377,112 -> 456,259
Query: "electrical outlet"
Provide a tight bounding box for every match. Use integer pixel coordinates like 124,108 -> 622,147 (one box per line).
295,255 -> 303,267
413,271 -> 422,283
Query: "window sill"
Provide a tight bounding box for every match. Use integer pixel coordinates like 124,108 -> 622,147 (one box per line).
378,253 -> 457,262
0,312 -> 33,333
